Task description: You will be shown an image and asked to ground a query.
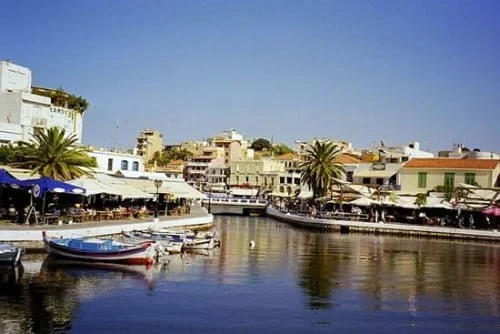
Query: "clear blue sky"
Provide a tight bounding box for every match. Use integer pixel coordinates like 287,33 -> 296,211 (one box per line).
2,0 -> 499,153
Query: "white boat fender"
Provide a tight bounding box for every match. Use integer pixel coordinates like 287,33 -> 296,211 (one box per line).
249,240 -> 255,249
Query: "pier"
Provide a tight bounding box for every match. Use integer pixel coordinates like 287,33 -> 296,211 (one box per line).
0,212 -> 213,250
266,206 -> 500,242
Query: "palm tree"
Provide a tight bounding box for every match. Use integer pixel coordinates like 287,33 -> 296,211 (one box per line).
299,141 -> 345,199
13,127 -> 96,181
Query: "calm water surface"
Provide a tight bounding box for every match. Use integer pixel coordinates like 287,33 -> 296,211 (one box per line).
1,216 -> 499,333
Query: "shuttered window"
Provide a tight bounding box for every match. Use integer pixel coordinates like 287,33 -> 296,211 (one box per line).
418,172 -> 427,188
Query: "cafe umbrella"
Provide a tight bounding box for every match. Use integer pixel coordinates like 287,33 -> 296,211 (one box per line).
0,169 -> 26,212
20,177 -> 86,217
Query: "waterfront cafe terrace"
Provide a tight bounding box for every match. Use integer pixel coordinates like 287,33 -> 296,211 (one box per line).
278,177 -> 500,230
0,167 -> 205,224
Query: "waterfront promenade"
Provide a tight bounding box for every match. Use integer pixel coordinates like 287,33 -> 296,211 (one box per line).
0,208 -> 213,249
266,206 -> 500,242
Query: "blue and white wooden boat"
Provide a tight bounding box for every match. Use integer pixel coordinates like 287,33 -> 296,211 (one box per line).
43,232 -> 157,265
0,243 -> 23,265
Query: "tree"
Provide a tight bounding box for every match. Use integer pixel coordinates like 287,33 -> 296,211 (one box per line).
12,127 -> 96,181
0,144 -> 17,164
272,143 -> 293,156
251,138 -> 272,151
299,141 -> 345,199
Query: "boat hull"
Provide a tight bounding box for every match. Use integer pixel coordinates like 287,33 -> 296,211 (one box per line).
183,237 -> 220,250
0,248 -> 23,265
44,238 -> 154,265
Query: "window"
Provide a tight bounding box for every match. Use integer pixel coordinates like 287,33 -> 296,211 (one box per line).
444,173 -> 455,191
280,177 -> 285,184
107,158 -> 113,171
287,177 -> 292,184
121,160 -> 129,170
346,171 -> 354,182
279,186 -> 284,193
418,172 -> 427,188
465,173 -> 475,185
132,161 -> 139,171
376,178 -> 383,185
294,178 -> 300,185
362,178 -> 370,185
236,176 -> 239,183
245,176 -> 249,182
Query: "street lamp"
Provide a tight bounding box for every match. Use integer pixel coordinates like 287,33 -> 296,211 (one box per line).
208,184 -> 212,214
153,179 -> 163,218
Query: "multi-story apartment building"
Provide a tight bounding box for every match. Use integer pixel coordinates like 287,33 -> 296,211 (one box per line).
230,158 -> 282,194
185,148 -> 221,191
0,61 -> 85,144
400,158 -> 500,194
136,129 -> 163,166
208,129 -> 254,166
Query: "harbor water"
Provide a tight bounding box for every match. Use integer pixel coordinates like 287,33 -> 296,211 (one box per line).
1,216 -> 499,333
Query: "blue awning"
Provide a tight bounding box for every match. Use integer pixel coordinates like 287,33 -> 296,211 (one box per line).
20,177 -> 86,197
0,169 -> 25,188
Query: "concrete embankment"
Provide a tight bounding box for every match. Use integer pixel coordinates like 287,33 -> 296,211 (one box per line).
0,213 -> 214,251
266,206 -> 500,243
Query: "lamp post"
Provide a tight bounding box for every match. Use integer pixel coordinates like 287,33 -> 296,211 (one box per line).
153,179 -> 163,218
208,184 -> 212,214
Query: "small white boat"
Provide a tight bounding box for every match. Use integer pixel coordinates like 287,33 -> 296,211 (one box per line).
0,243 -> 23,265
148,228 -> 221,250
122,230 -> 183,254
183,237 -> 220,250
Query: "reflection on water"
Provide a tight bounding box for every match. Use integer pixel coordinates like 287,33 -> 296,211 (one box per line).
0,216 -> 499,333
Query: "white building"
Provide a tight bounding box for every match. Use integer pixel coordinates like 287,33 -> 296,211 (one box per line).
88,149 -> 145,174
0,61 -> 84,144
295,138 -> 358,157
376,141 -> 434,162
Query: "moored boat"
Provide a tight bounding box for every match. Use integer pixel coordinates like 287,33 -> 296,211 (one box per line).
183,236 -> 220,250
42,232 -> 157,265
0,243 -> 23,265
122,230 -> 183,254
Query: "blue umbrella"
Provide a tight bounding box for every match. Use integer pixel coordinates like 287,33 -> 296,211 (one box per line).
20,177 -> 85,198
20,177 -> 86,217
0,169 -> 24,188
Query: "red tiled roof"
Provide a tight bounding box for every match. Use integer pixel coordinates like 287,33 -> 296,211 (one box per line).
338,154 -> 361,164
403,158 -> 500,170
